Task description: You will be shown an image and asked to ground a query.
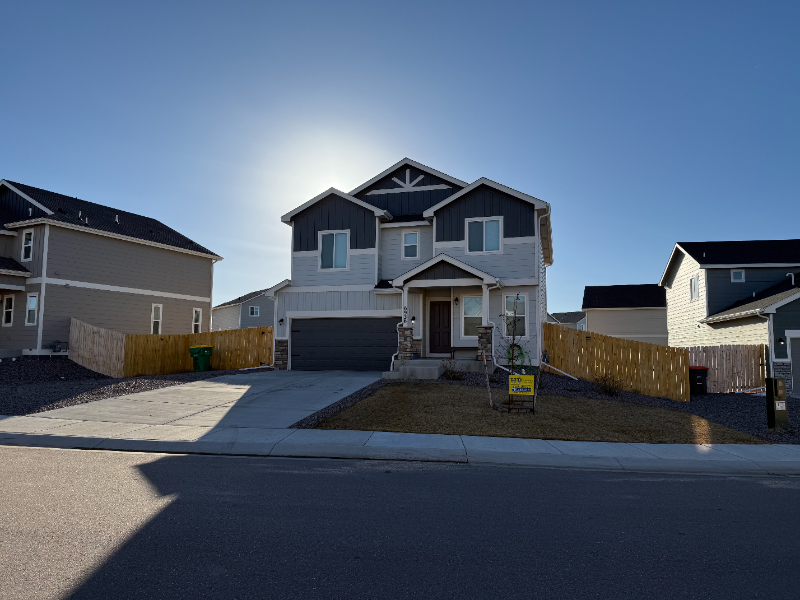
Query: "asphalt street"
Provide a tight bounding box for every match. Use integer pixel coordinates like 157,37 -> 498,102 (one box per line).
2,446 -> 799,600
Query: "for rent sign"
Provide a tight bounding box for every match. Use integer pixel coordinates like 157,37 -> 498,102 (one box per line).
508,375 -> 535,395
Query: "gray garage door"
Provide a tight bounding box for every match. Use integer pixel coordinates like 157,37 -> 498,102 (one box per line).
291,318 -> 399,371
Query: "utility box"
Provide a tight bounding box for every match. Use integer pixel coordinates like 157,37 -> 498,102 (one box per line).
765,378 -> 789,430
689,366 -> 709,395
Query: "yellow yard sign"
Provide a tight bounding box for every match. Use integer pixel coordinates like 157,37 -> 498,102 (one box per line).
509,375 -> 535,395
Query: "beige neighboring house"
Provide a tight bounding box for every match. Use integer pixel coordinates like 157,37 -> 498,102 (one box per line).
582,284 -> 668,345
0,180 -> 221,358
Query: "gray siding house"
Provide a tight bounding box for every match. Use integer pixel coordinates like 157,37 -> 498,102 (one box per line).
582,284 -> 668,345
0,180 -> 220,357
660,240 -> 800,395
269,158 -> 553,371
550,311 -> 586,330
212,288 -> 277,331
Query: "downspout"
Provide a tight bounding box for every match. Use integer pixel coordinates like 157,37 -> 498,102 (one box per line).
537,204 -> 552,368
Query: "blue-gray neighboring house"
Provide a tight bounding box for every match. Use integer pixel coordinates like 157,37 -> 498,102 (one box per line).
212,288 -> 276,331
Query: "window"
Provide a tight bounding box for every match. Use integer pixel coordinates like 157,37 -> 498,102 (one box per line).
731,269 -> 745,283
25,293 -> 38,326
2,295 -> 13,327
193,308 -> 202,333
466,218 -> 501,253
21,229 -> 33,262
462,296 -> 482,337
402,231 -> 419,259
249,306 -> 260,317
505,294 -> 527,336
151,304 -> 163,334
319,231 -> 348,270
689,274 -> 699,301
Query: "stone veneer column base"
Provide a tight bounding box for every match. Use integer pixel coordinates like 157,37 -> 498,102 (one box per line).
773,362 -> 793,395
476,325 -> 494,363
397,326 -> 414,361
274,339 -> 288,370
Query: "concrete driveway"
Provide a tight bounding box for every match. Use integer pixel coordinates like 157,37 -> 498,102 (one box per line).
35,370 -> 381,431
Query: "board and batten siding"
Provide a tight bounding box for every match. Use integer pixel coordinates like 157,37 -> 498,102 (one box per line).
273,289 -> 401,338
773,296 -> 800,360
292,194 -> 377,252
434,184 -> 538,242
664,250 -> 768,347
706,267 -> 800,315
291,253 -> 376,286
379,225 -> 434,281
240,296 -> 275,328
212,305 -> 240,331
45,227 -> 213,298
585,308 -> 668,345
353,165 -> 461,217
434,241 -> 537,281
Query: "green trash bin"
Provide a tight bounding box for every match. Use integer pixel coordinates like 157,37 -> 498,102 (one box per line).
189,345 -> 213,372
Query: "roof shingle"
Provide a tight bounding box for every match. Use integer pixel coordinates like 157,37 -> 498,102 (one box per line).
582,284 -> 666,310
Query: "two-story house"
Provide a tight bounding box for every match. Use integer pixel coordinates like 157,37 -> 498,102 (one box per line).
268,158 -> 553,371
212,287 -> 276,331
0,180 -> 221,358
660,240 -> 800,395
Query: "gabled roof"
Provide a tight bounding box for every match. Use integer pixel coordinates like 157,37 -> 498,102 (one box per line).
701,272 -> 800,323
582,284 -> 666,310
422,178 -> 549,217
213,288 -> 270,309
660,240 -> 800,286
281,188 -> 391,223
349,158 -> 468,196
551,311 -> 585,324
0,256 -> 31,277
391,253 -> 500,287
265,279 -> 291,297
1,180 -> 220,258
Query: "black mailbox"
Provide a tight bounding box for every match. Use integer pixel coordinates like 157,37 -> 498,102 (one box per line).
689,366 -> 709,395
766,378 -> 789,430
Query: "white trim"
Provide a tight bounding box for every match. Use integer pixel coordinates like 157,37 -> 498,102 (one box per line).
380,221 -> 430,229
286,310 -> 402,319
375,218 -> 380,285
192,307 -> 202,333
701,263 -> 800,269
777,330 -> 800,366
249,305 -> 260,317
701,309 -> 764,324
401,229 -> 420,261
20,229 -> 34,262
151,303 -> 163,334
461,295 -> 483,339
465,216 -> 503,255
274,284 -> 376,293
0,180 -> 55,215
407,278 -> 484,288
2,294 -> 14,327
582,307 -> 667,312
502,278 -> 539,287
4,218 -> 223,260
0,284 -> 24,291
0,269 -> 30,277
391,253 -> 499,286
25,292 -> 39,326
364,168 -> 452,195
422,177 -> 548,217
374,288 -> 402,294
659,243 -> 687,287
503,236 -> 538,245
25,277 -> 211,302
0,229 -> 18,236
731,269 -> 746,283
36,224 -> 50,351
281,188 -> 391,222
265,279 -> 291,297
349,247 -> 377,255
425,295 -> 453,356
317,230 -> 350,271
348,158 -> 468,195
433,240 -> 464,249
763,291 -> 800,313
689,273 -> 700,301
292,250 -> 317,258
503,293 -> 529,339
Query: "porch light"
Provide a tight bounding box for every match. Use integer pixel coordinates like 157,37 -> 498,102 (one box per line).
454,297 -> 459,307
779,337 -> 786,347
411,316 -> 416,325
278,318 -> 284,326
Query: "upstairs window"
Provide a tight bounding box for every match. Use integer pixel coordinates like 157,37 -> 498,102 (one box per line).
193,308 -> 202,333
467,218 -> 501,253
2,295 -> 13,327
462,296 -> 482,337
21,229 -> 34,262
320,231 -> 348,270
505,294 -> 527,336
402,231 -> 419,259
731,269 -> 745,283
151,304 -> 163,334
249,306 -> 260,317
25,293 -> 38,326
689,274 -> 700,301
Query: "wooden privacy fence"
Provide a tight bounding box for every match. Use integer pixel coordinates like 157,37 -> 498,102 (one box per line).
69,318 -> 274,378
542,322 -> 690,402
686,344 -> 766,393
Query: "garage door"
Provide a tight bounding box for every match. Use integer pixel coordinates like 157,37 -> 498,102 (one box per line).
290,318 -> 400,371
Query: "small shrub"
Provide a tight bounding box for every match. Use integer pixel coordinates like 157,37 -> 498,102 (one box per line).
441,358 -> 463,381
595,373 -> 624,397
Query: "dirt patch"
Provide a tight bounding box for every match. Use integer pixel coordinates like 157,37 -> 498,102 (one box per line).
316,382 -> 766,444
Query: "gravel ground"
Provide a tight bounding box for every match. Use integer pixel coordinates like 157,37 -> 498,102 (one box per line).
0,357 -> 273,416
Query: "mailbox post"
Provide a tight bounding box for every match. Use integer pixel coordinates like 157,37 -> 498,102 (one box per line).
765,378 -> 789,431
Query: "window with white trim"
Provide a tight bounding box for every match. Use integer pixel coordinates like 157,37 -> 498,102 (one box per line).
462,296 -> 482,337
731,269 -> 745,283
193,308 -> 202,333
319,231 -> 348,270
249,306 -> 260,317
689,274 -> 700,301
151,304 -> 163,334
402,231 -> 419,259
2,295 -> 13,327
21,229 -> 34,262
505,294 -> 527,336
466,218 -> 501,253
25,293 -> 38,326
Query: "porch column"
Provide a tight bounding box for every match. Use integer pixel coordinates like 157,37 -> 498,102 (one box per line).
482,284 -> 490,326
402,285 -> 409,325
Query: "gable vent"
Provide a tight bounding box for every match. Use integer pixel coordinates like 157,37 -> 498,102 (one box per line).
115,215 -> 119,224
28,207 -> 32,216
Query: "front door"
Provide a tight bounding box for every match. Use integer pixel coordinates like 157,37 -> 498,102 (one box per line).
429,301 -> 451,354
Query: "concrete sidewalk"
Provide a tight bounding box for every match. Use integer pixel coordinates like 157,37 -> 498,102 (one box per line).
1,417 -> 799,475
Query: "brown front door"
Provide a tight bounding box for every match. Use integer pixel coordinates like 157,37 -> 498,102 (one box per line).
429,301 -> 451,354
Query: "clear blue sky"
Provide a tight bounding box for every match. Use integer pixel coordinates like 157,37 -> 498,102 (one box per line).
2,1 -> 798,311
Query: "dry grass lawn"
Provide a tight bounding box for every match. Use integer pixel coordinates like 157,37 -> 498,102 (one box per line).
317,382 -> 765,444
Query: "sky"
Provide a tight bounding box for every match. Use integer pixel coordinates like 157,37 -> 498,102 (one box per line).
1,0 -> 798,311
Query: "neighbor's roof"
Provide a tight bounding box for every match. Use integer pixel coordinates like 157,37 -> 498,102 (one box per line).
701,272 -> 800,323
1,180 -> 220,258
678,239 -> 800,266
582,284 -> 666,310
213,289 -> 269,309
551,311 -> 585,324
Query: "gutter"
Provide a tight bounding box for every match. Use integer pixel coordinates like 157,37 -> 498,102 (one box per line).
700,308 -> 764,324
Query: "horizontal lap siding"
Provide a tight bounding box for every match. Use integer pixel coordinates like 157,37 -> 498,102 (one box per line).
292,195 -> 376,252
435,185 -> 537,242
379,226 -> 433,280
211,305 -> 240,331
240,297 -> 275,328
291,254 -> 376,286
7,224 -> 46,278
488,285 -> 538,358
435,243 -> 537,280
0,284 -> 41,351
46,227 -> 213,298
